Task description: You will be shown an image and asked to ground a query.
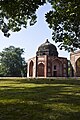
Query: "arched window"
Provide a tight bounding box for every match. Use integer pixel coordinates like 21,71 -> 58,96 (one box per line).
29,61 -> 34,77
38,63 -> 44,77
76,58 -> 80,77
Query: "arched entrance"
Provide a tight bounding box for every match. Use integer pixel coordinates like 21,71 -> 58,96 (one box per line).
38,63 -> 44,77
29,61 -> 34,77
70,51 -> 80,77
76,58 -> 80,77
52,59 -> 62,77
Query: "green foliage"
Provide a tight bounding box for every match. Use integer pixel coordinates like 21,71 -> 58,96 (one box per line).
0,78 -> 80,120
0,0 -> 80,51
0,46 -> 26,77
46,0 -> 80,51
0,0 -> 46,37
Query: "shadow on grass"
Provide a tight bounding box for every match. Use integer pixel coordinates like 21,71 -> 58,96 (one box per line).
0,85 -> 80,104
16,78 -> 80,85
0,85 -> 80,120
1,78 -> 80,85
0,100 -> 79,120
0,102 -> 80,120
0,79 -> 80,120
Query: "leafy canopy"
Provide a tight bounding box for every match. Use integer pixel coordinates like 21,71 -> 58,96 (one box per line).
46,0 -> 80,51
0,46 -> 26,77
0,0 -> 80,51
0,0 -> 46,37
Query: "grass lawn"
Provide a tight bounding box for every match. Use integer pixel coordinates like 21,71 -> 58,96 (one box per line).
0,78 -> 80,120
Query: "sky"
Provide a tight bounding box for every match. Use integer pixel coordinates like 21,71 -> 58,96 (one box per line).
0,3 -> 70,61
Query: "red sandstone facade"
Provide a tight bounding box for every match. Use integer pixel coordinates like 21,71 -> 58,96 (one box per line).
27,40 -> 68,77
70,51 -> 80,77
27,55 -> 68,77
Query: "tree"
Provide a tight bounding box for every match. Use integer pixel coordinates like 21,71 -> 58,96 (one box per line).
46,0 -> 80,51
0,0 -> 80,51
0,0 -> 46,37
0,46 -> 26,77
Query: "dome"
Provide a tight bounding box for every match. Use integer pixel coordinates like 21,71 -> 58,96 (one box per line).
36,39 -> 58,56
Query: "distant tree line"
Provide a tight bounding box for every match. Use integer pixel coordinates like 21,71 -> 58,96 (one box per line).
0,46 -> 27,77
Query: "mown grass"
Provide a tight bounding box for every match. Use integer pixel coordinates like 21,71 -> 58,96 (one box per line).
0,78 -> 80,120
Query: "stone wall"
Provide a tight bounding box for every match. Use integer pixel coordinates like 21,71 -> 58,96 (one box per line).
70,51 -> 80,77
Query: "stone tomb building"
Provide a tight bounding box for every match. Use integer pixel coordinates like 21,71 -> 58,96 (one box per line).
70,50 -> 80,77
27,39 -> 68,77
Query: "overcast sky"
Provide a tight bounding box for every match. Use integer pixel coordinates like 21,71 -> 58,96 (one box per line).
0,3 -> 69,61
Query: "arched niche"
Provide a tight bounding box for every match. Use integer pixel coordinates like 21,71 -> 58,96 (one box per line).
29,60 -> 34,77
76,57 -> 80,77
38,63 -> 45,77
52,59 -> 63,77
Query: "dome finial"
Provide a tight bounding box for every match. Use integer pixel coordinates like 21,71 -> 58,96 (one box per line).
36,39 -> 58,56
45,39 -> 49,43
